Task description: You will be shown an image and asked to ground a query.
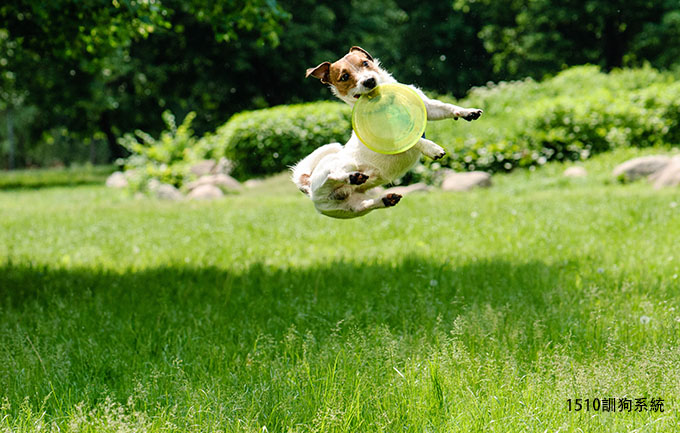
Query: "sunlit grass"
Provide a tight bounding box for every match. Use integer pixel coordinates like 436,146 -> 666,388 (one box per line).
1,149 -> 680,432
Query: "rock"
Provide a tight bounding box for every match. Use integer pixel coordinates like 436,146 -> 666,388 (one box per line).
651,156 -> 680,189
612,155 -> 671,181
147,179 -> 183,200
190,160 -> 217,177
384,182 -> 432,196
187,184 -> 224,200
186,174 -> 241,193
244,179 -> 263,188
190,158 -> 235,177
147,178 -> 161,191
105,172 -> 128,188
564,166 -> 587,178
213,157 -> 234,176
441,171 -> 492,191
155,183 -> 183,200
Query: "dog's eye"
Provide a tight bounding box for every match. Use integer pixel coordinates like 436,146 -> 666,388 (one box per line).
339,73 -> 350,82
362,61 -> 369,67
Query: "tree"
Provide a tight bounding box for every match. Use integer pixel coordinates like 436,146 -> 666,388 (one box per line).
0,0 -> 289,166
454,0 -> 672,79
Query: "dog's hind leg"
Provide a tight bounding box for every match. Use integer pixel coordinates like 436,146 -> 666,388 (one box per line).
291,142 -> 343,194
347,191 -> 402,213
328,170 -> 369,185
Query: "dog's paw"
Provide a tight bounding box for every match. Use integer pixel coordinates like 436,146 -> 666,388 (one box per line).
349,171 -> 369,185
456,108 -> 483,122
423,143 -> 446,161
432,147 -> 446,160
382,193 -> 402,207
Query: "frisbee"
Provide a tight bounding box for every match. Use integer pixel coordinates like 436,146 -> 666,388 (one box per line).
351,83 -> 427,154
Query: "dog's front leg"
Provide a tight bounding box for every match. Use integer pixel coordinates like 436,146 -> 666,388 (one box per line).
415,137 -> 446,160
423,97 -> 483,121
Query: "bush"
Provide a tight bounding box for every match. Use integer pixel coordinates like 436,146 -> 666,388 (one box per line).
426,65 -> 680,173
199,102 -> 351,179
118,111 -> 206,191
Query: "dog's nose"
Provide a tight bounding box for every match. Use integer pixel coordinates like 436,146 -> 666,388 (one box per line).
362,78 -> 376,89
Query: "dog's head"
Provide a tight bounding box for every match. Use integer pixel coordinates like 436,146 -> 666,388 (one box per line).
306,46 -> 394,105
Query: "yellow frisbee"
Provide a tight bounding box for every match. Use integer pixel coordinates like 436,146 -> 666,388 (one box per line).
351,83 -> 427,154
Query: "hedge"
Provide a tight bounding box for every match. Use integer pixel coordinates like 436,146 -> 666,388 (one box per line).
427,66 -> 680,172
199,102 -> 351,179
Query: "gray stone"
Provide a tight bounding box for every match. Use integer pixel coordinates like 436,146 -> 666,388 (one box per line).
384,182 -> 432,196
213,157 -> 234,176
244,179 -> 263,188
190,160 -> 217,177
564,166 -> 587,178
612,155 -> 671,181
147,178 -> 161,191
186,174 -> 241,192
155,183 -> 183,200
187,184 -> 224,200
441,171 -> 492,191
651,156 -> 680,189
105,171 -> 128,188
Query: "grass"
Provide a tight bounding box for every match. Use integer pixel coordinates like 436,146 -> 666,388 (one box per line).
1,148 -> 680,432
0,165 -> 115,190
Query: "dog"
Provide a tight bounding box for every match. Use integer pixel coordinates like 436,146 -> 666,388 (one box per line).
292,46 -> 482,219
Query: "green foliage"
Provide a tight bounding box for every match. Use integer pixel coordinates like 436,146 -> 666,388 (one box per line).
4,0 -> 680,170
201,102 -> 351,179
0,0 -> 289,167
427,66 -> 680,173
119,110 -> 201,189
454,0 -> 675,78
629,8 -> 680,68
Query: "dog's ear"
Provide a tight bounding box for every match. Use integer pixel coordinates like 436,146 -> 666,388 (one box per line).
349,46 -> 373,61
306,62 -> 331,84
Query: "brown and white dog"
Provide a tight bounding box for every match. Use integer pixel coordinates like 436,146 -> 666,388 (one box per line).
292,46 -> 482,219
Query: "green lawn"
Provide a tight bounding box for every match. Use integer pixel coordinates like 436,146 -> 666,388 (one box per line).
0,165 -> 115,190
1,149 -> 680,432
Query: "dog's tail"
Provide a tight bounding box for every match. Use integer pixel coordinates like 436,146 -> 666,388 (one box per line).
291,142 -> 343,196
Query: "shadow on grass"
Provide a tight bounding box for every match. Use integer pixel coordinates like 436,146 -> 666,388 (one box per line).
0,256 -> 598,415
1,256 -> 576,339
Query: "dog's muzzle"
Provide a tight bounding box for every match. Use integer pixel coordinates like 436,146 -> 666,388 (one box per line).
362,78 -> 376,89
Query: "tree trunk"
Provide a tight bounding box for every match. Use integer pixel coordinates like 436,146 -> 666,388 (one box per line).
99,112 -> 126,161
603,20 -> 625,70
89,140 -> 97,165
7,109 -> 16,170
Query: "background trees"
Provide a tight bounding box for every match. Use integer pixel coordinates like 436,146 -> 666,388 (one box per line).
1,0 -> 679,168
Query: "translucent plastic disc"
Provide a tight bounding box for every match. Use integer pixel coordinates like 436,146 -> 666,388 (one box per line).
352,83 -> 427,154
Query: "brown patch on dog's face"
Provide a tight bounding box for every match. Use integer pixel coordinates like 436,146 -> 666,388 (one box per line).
306,47 -> 379,97
329,52 -> 377,97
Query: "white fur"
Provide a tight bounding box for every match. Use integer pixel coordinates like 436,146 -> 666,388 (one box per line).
292,56 -> 482,219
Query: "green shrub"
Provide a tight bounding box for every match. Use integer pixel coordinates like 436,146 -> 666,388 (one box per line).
119,111 -> 205,191
427,65 -> 680,173
199,102 -> 351,179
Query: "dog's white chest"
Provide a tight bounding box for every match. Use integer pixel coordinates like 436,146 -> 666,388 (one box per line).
345,132 -> 421,182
